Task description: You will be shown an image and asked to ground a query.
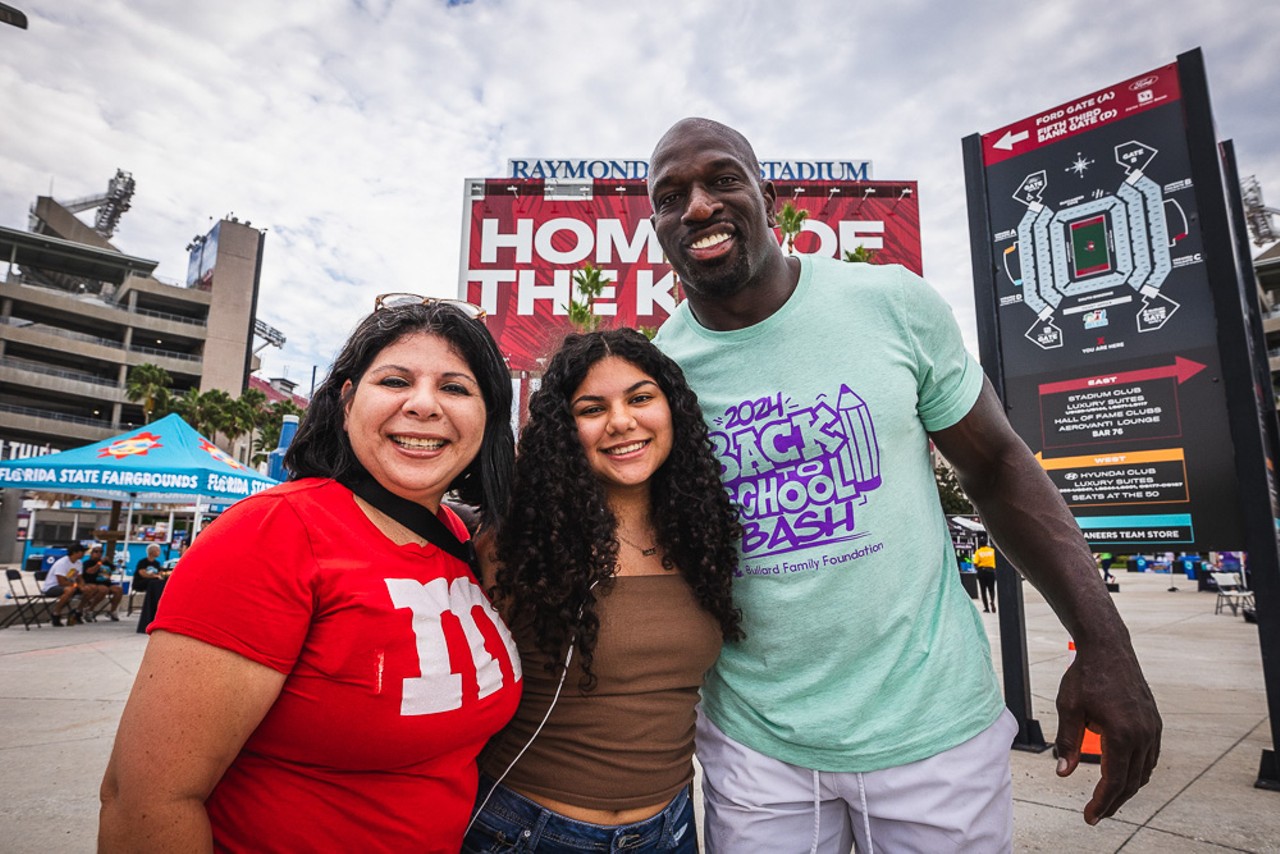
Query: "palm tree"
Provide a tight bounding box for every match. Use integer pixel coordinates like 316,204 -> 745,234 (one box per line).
170,389 -> 203,432
171,388 -> 227,439
567,263 -> 610,332
124,363 -> 172,423
843,246 -> 878,264
253,399 -> 307,465
236,388 -> 269,460
776,200 -> 810,255
200,389 -> 236,444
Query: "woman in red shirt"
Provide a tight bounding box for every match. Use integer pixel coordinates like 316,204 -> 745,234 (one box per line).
100,297 -> 520,853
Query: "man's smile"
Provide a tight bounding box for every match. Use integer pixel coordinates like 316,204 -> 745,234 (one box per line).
691,232 -> 731,250
687,228 -> 735,261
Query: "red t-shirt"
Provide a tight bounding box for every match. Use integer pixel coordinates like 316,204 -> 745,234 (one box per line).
151,478 -> 522,853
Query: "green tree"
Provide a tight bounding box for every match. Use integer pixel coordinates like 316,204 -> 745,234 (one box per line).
776,200 -> 810,255
934,463 -> 974,515
124,363 -> 172,423
236,387 -> 270,459
567,263 -> 611,333
843,245 -> 878,264
171,388 -> 228,439
216,389 -> 261,448
169,388 -> 203,431
201,389 -> 237,443
253,399 -> 307,465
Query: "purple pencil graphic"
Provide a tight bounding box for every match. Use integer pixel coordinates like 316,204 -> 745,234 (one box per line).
836,385 -> 881,495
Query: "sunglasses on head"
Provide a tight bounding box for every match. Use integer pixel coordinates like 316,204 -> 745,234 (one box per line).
373,293 -> 487,321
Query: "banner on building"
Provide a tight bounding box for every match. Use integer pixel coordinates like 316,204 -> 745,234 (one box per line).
459,178 -> 921,372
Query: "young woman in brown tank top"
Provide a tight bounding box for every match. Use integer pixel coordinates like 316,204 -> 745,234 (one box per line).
463,329 -> 742,853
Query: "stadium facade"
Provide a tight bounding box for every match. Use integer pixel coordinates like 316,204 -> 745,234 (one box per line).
0,197 -> 265,457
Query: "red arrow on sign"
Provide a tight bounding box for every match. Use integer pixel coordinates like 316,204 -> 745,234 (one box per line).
1039,357 -> 1206,396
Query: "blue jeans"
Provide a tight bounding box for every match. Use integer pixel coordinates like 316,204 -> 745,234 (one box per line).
462,776 -> 697,853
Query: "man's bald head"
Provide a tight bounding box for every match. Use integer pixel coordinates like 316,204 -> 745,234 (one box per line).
649,118 -> 762,184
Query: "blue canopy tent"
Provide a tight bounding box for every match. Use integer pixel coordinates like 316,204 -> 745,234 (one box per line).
0,414 -> 278,560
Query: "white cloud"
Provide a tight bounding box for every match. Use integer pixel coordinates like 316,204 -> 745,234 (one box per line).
2,0 -> 1276,381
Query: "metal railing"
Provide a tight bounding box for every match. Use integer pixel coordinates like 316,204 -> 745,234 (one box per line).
10,279 -> 107,304
131,305 -> 207,327
0,356 -> 119,387
0,402 -> 112,428
128,344 -> 201,363
1,318 -> 122,348
3,318 -> 202,363
8,279 -> 208,327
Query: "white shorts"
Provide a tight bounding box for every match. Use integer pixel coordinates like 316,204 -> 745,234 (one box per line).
696,707 -> 1018,853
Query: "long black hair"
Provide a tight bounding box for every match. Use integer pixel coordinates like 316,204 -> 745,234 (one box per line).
494,328 -> 742,688
285,302 -> 514,528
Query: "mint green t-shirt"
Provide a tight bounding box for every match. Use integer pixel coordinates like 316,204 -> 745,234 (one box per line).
656,255 -> 1004,772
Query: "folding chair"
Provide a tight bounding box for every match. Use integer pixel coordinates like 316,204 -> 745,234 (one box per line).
78,571 -> 126,622
1212,572 -> 1255,616
80,587 -> 111,622
3,569 -> 50,630
126,577 -> 145,617
31,569 -> 90,625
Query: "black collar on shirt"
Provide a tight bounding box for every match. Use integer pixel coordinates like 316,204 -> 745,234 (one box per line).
338,470 -> 476,569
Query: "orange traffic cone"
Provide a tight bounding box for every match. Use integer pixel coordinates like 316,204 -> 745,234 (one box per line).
1067,641 -> 1102,764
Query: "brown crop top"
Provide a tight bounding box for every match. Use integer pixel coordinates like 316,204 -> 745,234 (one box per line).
480,574 -> 722,811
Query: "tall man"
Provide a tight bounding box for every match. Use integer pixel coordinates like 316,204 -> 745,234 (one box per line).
648,118 -> 1161,851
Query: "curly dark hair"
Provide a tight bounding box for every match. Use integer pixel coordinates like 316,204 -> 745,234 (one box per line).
495,328 -> 742,689
284,302 -> 514,528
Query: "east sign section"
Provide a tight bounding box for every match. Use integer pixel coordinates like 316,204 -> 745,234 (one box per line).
458,177 -> 921,372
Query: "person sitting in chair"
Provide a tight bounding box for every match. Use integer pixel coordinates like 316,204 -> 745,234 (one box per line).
133,543 -> 175,635
132,544 -> 170,594
81,545 -> 123,622
40,543 -> 86,627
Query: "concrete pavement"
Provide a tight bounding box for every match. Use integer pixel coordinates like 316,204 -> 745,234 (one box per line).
997,570 -> 1278,852
1,569 -> 1276,852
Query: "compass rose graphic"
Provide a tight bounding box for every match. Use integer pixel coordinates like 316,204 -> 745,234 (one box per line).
1065,152 -> 1094,177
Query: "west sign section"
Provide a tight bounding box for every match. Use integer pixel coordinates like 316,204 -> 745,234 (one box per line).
458,178 -> 921,373
972,62 -> 1241,550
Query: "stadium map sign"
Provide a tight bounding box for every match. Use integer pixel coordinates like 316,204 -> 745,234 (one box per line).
968,50 -> 1280,787
966,61 -> 1242,551
967,52 -> 1280,785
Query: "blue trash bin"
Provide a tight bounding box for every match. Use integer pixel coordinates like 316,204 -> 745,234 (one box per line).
41,548 -> 68,573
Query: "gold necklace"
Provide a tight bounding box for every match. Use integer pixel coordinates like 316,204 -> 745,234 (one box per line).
616,530 -> 659,557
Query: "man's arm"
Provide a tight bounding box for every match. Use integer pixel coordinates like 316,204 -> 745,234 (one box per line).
931,379 -> 1162,825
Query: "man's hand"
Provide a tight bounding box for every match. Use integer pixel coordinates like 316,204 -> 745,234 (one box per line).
1055,640 -> 1162,824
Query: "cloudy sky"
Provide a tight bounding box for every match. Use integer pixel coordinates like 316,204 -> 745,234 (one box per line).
2,0 -> 1277,388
